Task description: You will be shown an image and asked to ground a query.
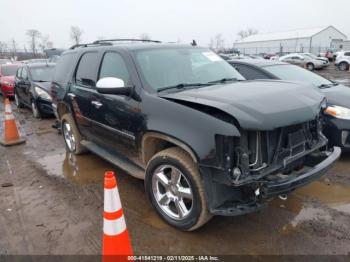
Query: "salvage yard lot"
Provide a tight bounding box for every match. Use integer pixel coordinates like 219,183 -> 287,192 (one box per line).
1,66 -> 350,255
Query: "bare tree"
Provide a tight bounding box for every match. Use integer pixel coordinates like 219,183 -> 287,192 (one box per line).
208,37 -> 215,50
11,39 -> 17,57
139,33 -> 151,41
26,29 -> 41,55
215,34 -> 225,51
39,34 -> 50,52
0,41 -> 8,55
47,41 -> 54,49
237,28 -> 258,40
70,26 -> 83,45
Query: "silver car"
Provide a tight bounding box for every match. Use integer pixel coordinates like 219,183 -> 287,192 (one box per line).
302,52 -> 329,67
279,53 -> 324,70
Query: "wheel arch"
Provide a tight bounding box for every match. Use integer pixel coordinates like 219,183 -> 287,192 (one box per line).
141,132 -> 198,167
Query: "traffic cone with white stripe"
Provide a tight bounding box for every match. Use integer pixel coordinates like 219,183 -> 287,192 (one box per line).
0,98 -> 25,146
103,171 -> 133,260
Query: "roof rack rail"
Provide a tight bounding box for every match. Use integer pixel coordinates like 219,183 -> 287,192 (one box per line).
92,39 -> 162,44
69,42 -> 113,50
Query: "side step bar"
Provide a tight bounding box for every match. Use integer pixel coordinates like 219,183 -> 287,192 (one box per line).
81,140 -> 145,180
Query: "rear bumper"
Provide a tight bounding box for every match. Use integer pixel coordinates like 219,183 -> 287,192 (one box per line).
261,147 -> 341,198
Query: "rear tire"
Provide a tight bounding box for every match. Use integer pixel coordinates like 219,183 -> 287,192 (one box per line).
339,62 -> 349,71
61,113 -> 87,155
145,147 -> 212,231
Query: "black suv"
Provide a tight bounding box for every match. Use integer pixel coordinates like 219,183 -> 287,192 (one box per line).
52,39 -> 341,231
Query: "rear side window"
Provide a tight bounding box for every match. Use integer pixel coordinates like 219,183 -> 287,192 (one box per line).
21,68 -> 28,80
53,53 -> 75,84
344,52 -> 350,56
98,52 -> 130,84
75,52 -> 99,87
234,65 -> 269,80
16,68 -> 22,78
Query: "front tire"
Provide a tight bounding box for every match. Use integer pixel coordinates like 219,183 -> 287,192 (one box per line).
145,147 -> 212,231
31,100 -> 41,118
306,63 -> 314,71
339,62 -> 349,71
61,114 -> 86,155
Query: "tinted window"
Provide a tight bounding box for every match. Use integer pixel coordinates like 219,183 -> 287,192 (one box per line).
344,52 -> 350,56
264,64 -> 332,87
1,65 -> 19,76
21,68 -> 28,80
30,66 -> 55,82
16,68 -> 22,78
75,52 -> 98,87
99,52 -> 130,84
234,65 -> 269,80
54,53 -> 75,83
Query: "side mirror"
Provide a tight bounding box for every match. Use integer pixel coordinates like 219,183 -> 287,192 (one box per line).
96,77 -> 131,95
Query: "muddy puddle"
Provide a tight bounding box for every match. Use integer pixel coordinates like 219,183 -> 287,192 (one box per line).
35,149 -> 115,185
272,180 -> 350,229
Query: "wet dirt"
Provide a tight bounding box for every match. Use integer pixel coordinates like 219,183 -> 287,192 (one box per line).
1,68 -> 350,256
317,64 -> 350,87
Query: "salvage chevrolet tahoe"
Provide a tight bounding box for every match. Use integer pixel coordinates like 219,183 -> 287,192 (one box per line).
51,39 -> 341,231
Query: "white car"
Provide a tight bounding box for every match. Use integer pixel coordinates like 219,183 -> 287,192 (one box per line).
335,51 -> 350,71
302,53 -> 329,67
279,53 -> 324,70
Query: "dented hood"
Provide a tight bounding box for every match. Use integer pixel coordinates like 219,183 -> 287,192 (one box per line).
160,80 -> 325,130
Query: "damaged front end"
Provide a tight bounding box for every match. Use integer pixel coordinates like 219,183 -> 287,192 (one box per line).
201,117 -> 341,216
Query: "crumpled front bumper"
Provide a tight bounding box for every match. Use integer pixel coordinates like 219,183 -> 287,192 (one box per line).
261,147 -> 341,198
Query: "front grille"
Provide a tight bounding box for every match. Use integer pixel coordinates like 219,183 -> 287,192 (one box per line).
245,120 -> 321,172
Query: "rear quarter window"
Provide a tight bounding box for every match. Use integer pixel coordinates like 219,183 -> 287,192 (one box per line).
234,65 -> 269,80
53,52 -> 76,84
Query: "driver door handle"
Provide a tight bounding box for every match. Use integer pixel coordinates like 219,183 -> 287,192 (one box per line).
91,100 -> 103,109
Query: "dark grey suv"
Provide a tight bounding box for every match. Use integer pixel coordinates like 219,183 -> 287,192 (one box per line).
51,39 -> 340,231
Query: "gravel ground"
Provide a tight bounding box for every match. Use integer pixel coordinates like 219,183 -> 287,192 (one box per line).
0,66 -> 350,259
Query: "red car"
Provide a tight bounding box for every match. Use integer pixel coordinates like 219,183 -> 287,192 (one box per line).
0,64 -> 19,98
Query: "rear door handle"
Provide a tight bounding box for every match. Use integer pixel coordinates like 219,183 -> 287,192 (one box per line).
91,100 -> 103,109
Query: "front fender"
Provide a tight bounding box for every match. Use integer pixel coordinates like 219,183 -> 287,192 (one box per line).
141,93 -> 240,167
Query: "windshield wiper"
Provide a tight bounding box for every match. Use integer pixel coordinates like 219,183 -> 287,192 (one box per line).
34,80 -> 49,82
207,77 -> 241,84
157,83 -> 210,92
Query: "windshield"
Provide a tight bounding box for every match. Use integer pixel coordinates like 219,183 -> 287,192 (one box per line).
1,66 -> 19,76
134,47 -> 245,91
30,66 -> 55,82
264,64 -> 333,87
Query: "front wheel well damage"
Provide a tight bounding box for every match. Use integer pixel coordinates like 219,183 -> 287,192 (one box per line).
141,133 -> 198,167
57,103 -> 70,119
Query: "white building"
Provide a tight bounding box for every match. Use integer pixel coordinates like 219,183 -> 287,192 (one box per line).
233,26 -> 347,55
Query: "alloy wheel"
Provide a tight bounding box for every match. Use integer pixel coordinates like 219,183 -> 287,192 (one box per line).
63,121 -> 76,152
31,101 -> 40,118
15,94 -> 20,107
152,164 -> 193,220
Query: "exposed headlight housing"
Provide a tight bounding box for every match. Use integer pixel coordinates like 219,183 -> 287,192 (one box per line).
325,105 -> 350,120
34,86 -> 52,101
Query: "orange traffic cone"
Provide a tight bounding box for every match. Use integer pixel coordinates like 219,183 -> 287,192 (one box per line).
103,171 -> 133,261
0,98 -> 25,146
